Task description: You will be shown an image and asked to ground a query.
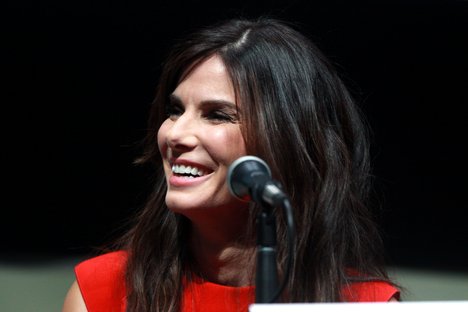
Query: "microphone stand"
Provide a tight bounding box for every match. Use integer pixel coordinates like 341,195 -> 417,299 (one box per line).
255,205 -> 279,303
226,156 -> 295,304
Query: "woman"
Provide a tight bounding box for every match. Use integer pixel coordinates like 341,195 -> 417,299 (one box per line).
63,17 -> 399,312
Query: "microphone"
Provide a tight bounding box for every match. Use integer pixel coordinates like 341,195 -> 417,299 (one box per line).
227,156 -> 286,206
228,156 -> 295,303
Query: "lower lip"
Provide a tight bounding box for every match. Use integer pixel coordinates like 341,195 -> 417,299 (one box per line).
168,173 -> 211,187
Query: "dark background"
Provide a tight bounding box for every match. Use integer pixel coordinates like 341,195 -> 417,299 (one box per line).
3,1 -> 467,271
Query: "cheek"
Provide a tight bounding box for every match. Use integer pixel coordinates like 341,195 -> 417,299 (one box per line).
207,127 -> 246,160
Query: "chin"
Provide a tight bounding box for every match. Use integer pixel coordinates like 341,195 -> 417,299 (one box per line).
165,195 -> 205,214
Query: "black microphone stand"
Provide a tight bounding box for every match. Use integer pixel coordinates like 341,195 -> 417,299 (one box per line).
255,205 -> 279,303
227,156 -> 295,304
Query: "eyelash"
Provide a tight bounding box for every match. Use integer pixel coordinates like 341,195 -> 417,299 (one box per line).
206,111 -> 236,123
165,104 -> 237,123
165,104 -> 183,117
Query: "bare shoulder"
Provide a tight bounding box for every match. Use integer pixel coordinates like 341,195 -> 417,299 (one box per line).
62,280 -> 88,312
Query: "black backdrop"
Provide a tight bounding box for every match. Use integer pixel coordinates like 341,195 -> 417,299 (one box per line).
3,0 -> 467,270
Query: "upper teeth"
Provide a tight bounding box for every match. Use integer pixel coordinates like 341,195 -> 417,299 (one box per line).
172,164 -> 205,176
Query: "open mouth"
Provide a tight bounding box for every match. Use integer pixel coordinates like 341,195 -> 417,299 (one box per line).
171,164 -> 209,178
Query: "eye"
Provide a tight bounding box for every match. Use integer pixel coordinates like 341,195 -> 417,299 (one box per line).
165,103 -> 184,119
205,109 -> 237,123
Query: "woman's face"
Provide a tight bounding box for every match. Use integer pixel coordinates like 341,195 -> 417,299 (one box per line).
157,55 -> 248,219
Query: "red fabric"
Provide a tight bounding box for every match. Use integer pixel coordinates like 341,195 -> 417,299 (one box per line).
75,251 -> 127,312
341,280 -> 399,302
75,251 -> 399,312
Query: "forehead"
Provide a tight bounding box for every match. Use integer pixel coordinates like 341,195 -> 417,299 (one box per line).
173,55 -> 236,104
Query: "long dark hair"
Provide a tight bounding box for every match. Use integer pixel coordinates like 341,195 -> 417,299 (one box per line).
122,17 -> 390,312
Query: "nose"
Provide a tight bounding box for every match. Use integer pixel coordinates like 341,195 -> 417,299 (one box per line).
165,112 -> 198,152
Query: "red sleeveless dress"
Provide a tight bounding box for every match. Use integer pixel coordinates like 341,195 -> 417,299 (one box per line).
75,251 -> 399,312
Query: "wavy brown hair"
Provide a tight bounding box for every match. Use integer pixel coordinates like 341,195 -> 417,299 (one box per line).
121,17 -> 392,312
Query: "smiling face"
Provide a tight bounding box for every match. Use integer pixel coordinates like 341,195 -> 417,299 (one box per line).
157,55 -> 248,219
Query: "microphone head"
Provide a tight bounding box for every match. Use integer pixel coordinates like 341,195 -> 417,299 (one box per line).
227,156 -> 272,201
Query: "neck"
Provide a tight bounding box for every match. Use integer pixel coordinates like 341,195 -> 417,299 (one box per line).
187,209 -> 256,287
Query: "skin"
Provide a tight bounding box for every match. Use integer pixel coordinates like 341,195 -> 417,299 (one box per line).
158,55 -> 248,218
62,281 -> 87,312
157,54 -> 254,286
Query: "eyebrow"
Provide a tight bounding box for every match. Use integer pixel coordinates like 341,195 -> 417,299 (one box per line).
169,94 -> 237,110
